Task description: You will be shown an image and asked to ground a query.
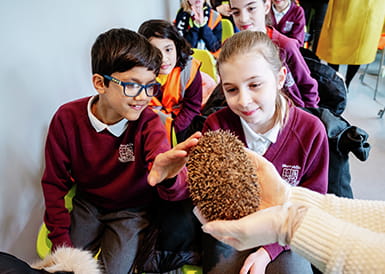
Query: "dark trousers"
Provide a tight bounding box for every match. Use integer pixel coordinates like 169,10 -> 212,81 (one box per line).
70,197 -> 150,274
202,234 -> 313,274
301,1 -> 329,52
329,64 -> 360,88
0,252 -> 48,274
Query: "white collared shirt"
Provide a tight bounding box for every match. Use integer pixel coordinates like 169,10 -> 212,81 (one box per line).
241,99 -> 285,155
241,118 -> 280,155
272,2 -> 291,24
87,96 -> 128,137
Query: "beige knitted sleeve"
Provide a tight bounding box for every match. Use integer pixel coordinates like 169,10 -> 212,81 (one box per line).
288,187 -> 385,273
290,187 -> 385,232
290,207 -> 385,273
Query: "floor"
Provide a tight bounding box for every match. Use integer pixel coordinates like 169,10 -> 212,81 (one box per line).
341,53 -> 385,201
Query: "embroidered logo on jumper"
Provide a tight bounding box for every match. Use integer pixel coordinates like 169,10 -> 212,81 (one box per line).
281,164 -> 300,185
118,144 -> 135,163
283,21 -> 294,33
285,71 -> 295,88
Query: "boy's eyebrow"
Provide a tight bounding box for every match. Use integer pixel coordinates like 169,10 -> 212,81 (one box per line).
126,77 -> 157,85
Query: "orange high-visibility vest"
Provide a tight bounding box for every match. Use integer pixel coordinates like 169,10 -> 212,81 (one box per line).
207,9 -> 222,58
151,57 -> 201,146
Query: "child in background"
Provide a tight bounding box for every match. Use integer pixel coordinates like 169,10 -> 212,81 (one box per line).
41,28 -> 201,274
175,0 -> 222,57
201,30 -> 328,273
210,0 -> 238,32
269,0 -> 306,46
230,0 -> 319,108
138,19 -> 203,143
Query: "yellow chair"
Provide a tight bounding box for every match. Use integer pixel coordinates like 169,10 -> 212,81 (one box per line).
182,264 -> 202,274
36,185 -> 76,259
192,48 -> 218,82
221,18 -> 234,43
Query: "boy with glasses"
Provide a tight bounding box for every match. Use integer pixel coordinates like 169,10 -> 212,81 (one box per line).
41,28 -> 201,274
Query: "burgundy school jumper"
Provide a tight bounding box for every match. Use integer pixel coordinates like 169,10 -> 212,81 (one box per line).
270,1 -> 306,46
203,106 -> 329,260
42,96 -> 189,249
268,26 -> 319,108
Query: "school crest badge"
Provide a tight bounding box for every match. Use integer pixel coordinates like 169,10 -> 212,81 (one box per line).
283,21 -> 294,33
118,143 -> 135,163
281,164 -> 300,185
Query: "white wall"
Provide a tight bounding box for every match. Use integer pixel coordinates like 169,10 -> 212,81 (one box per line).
0,0 -> 180,262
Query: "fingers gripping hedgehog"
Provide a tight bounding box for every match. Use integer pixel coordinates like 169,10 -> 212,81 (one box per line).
187,129 -> 261,221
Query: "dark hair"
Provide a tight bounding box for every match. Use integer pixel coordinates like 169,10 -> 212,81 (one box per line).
138,20 -> 193,70
91,28 -> 162,86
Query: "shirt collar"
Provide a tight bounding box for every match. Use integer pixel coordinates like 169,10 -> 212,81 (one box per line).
272,2 -> 291,23
240,100 -> 286,154
241,118 -> 280,144
87,96 -> 128,137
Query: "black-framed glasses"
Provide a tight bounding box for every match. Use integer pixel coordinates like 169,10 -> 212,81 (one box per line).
103,75 -> 161,97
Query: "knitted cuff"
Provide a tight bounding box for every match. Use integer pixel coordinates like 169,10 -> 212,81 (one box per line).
278,203 -> 308,246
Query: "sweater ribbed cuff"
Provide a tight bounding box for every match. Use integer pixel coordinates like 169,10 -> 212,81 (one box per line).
290,207 -> 346,273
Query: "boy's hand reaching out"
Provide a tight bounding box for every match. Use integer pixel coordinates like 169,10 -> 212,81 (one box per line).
148,131 -> 202,186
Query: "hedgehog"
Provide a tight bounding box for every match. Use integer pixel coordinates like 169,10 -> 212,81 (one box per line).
187,129 -> 261,221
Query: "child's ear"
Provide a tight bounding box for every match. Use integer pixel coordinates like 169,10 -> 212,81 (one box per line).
277,66 -> 287,89
92,74 -> 106,94
264,0 -> 272,15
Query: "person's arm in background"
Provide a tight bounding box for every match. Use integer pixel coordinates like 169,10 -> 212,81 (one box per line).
199,10 -> 223,52
174,9 -> 200,48
285,39 -> 319,108
42,109 -> 75,250
173,71 -> 202,133
274,30 -> 319,108
212,1 -> 231,17
289,5 -> 306,46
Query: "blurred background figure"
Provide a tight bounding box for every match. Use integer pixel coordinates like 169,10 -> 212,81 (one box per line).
316,0 -> 385,89
175,0 -> 222,57
210,0 -> 238,32
269,0 -> 306,47
299,0 -> 329,52
139,19 -> 203,143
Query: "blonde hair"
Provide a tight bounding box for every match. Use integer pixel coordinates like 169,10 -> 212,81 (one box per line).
181,0 -> 211,13
218,30 -> 289,127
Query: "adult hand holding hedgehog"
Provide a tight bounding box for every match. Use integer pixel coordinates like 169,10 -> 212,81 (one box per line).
190,143 -> 296,249
198,150 -> 301,249
244,148 -> 291,209
202,154 -> 385,273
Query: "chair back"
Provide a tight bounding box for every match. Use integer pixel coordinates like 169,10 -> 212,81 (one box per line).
221,18 -> 234,43
36,186 -> 76,259
192,48 -> 218,82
